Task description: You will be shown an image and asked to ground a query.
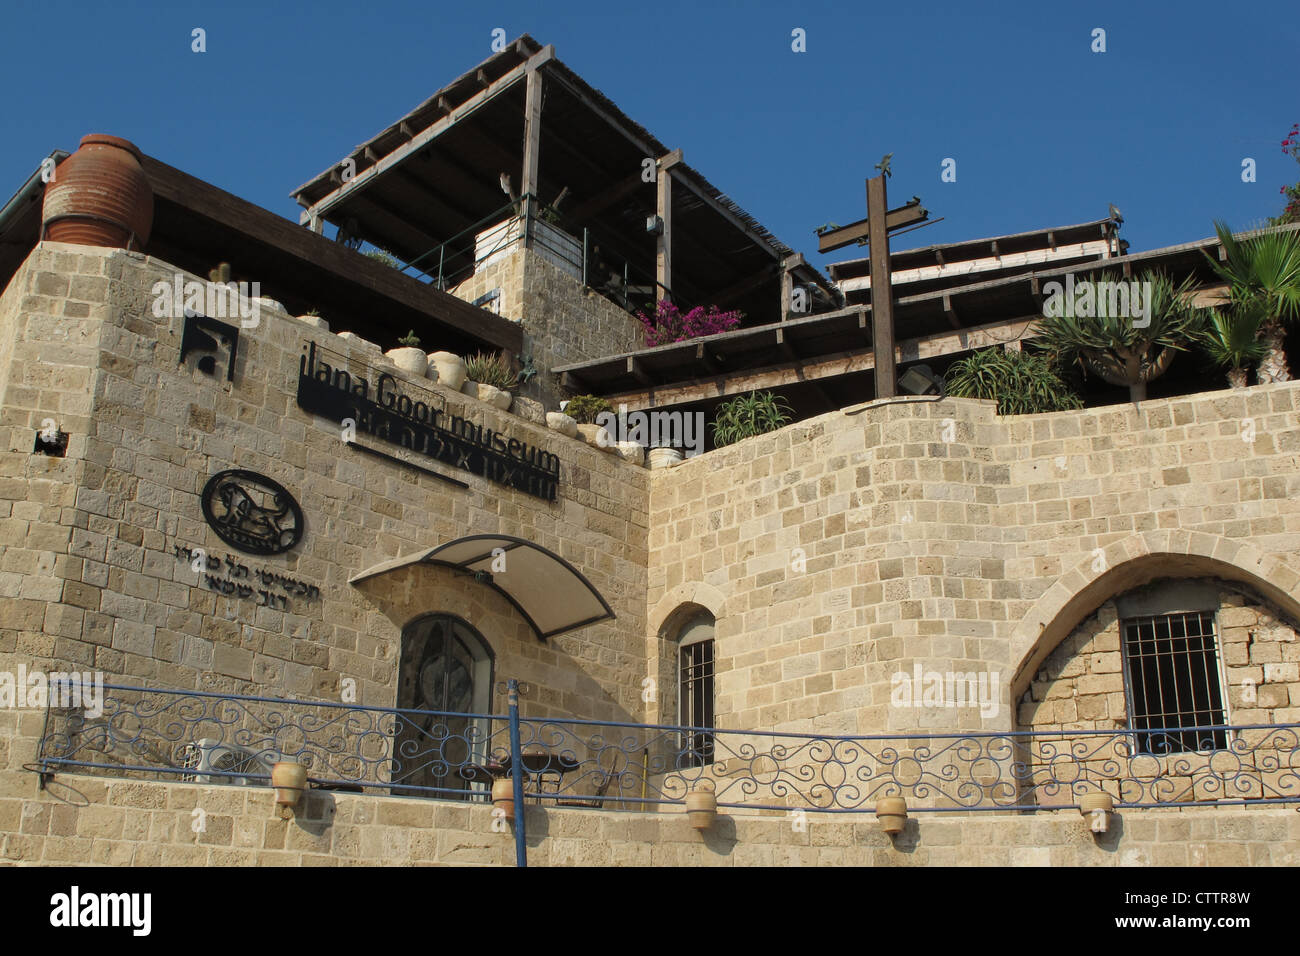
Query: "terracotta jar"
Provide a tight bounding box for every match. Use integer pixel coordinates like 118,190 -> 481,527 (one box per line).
42,134 -> 153,250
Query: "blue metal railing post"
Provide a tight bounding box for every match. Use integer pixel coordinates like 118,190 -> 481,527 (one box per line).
507,679 -> 527,868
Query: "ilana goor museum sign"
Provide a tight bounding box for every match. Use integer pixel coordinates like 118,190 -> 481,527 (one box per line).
297,341 -> 560,501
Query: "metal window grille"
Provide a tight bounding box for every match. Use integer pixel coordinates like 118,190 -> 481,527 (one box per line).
679,639 -> 715,767
1121,610 -> 1228,755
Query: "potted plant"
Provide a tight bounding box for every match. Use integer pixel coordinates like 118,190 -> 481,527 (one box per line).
710,390 -> 793,448
945,346 -> 1083,414
462,351 -> 518,411
385,330 -> 429,376
429,350 -> 468,391
563,395 -> 615,449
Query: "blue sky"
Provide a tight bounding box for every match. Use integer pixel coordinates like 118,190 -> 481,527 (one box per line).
2,0 -> 1296,268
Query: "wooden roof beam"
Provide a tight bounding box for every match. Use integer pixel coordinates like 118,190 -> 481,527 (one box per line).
141,155 -> 522,352
695,341 -> 721,374
297,45 -> 555,222
566,169 -> 652,222
600,312 -> 1040,410
942,292 -> 961,331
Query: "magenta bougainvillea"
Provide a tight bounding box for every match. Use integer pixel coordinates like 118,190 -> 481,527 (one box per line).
1272,122 -> 1300,226
637,299 -> 744,346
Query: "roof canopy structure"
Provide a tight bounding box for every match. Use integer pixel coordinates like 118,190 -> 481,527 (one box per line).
290,35 -> 835,325
350,534 -> 615,641
0,153 -> 521,356
555,225 -> 1244,419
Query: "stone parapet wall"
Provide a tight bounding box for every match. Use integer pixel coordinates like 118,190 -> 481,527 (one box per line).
0,768 -> 1294,867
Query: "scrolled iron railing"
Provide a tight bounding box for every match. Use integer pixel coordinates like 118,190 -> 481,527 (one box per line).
33,682 -> 1300,813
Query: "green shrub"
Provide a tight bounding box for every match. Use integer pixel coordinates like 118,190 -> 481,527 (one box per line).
563,394 -> 613,424
711,391 -> 793,447
396,330 -> 421,348
945,347 -> 1083,415
463,351 -> 518,390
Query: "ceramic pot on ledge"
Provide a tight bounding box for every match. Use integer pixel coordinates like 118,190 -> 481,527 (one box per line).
42,134 -> 153,251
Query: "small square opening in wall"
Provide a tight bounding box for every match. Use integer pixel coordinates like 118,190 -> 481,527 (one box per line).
33,427 -> 68,457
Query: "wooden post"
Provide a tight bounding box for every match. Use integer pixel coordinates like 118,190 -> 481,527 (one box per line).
656,164 -> 672,302
866,175 -> 896,398
521,68 -> 543,249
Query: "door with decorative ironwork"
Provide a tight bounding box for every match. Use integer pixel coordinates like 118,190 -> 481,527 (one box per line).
394,615 -> 493,797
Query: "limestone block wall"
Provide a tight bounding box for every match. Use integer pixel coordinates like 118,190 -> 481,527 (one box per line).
449,244 -> 643,410
1020,581 -> 1300,733
0,243 -> 649,729
647,389 -> 1300,739
0,769 -> 1295,867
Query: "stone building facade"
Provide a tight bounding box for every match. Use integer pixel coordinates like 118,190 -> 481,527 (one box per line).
2,239 -> 1299,865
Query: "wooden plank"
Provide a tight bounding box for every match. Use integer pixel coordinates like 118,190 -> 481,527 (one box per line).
521,68 -> 543,248
817,201 -> 928,253
566,169 -> 652,222
627,356 -> 652,385
299,46 -> 555,223
708,263 -> 777,309
867,175 -> 896,398
942,292 -> 960,331
141,155 -> 523,352
695,341 -> 720,373
601,313 -> 1040,409
656,165 -> 672,299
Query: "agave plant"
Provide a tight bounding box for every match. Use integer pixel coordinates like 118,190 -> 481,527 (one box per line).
463,351 -> 518,390
1205,222 -> 1300,384
945,347 -> 1083,415
1199,298 -> 1268,388
1035,269 -> 1208,404
711,391 -> 793,447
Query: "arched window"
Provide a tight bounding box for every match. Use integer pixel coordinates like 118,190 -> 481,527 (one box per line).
394,614 -> 493,797
1116,582 -> 1229,755
677,612 -> 715,767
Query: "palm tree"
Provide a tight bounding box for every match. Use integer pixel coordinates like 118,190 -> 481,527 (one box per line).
1035,270 -> 1208,404
1206,222 -> 1300,383
1199,298 -> 1268,388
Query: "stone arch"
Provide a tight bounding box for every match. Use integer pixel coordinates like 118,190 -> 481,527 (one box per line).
648,582 -> 726,641
644,583 -> 725,725
1008,530 -> 1300,704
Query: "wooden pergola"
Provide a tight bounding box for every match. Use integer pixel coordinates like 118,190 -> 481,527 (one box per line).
553,229 -> 1232,421
289,35 -> 837,326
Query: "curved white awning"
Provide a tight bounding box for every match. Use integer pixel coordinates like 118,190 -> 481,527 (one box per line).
349,534 -> 615,641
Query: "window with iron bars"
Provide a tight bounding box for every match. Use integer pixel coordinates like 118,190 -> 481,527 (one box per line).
1121,610 -> 1229,755
678,622 -> 715,768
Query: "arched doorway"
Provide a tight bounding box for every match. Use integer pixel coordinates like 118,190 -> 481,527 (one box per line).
393,614 -> 493,797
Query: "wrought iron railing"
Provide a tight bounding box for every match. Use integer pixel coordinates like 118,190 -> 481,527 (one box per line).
34,682 -> 1300,812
